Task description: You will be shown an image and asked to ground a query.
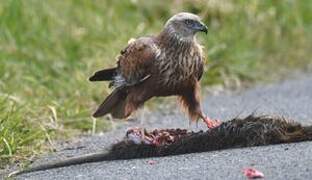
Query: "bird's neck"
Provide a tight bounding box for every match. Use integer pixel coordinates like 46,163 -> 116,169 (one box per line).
157,28 -> 195,49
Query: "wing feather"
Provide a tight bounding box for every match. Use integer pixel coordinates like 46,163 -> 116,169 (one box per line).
115,37 -> 159,87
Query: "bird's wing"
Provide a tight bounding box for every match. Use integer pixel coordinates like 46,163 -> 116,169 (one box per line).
196,61 -> 204,81
193,43 -> 205,81
116,37 -> 160,87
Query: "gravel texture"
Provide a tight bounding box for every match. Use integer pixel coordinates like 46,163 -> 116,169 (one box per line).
10,75 -> 312,180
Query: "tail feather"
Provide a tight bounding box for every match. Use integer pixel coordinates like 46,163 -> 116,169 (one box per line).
93,88 -> 128,118
110,99 -> 128,119
89,68 -> 117,81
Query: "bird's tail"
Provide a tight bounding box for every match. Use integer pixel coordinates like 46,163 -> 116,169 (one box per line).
89,68 -> 117,81
93,87 -> 130,119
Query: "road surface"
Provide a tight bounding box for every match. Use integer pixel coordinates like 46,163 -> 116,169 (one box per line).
14,75 -> 312,180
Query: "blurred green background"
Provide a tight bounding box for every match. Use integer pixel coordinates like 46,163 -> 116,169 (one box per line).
0,0 -> 311,166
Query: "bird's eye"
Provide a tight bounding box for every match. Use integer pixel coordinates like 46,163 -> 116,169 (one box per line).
185,19 -> 193,25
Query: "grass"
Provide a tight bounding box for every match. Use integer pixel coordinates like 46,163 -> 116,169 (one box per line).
0,0 -> 311,167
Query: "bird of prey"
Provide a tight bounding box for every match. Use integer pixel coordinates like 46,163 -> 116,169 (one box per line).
89,12 -> 219,128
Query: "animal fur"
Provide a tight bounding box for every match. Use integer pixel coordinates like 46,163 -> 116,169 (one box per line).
89,12 -> 208,122
9,115 -> 312,177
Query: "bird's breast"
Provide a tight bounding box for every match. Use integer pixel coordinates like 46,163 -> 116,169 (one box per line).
156,46 -> 203,89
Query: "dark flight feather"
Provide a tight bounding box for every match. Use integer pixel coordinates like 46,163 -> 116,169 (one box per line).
89,68 -> 117,81
93,87 -> 128,118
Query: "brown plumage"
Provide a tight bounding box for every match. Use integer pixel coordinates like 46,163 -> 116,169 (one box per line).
89,12 -> 216,126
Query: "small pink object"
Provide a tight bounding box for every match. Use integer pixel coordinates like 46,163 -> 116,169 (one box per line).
147,160 -> 156,165
204,117 -> 221,129
243,167 -> 264,179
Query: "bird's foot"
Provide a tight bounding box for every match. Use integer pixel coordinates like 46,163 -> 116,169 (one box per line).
203,117 -> 221,129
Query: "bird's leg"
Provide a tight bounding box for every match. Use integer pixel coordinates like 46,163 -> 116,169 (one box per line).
139,106 -> 146,138
108,114 -> 116,131
139,106 -> 146,125
199,113 -> 221,129
179,83 -> 221,129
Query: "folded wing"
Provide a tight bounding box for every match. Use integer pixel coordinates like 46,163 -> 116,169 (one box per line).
90,37 -> 159,118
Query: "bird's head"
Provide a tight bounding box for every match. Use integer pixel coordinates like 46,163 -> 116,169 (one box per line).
164,12 -> 208,40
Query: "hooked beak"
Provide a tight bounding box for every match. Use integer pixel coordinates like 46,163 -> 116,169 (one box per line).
194,21 -> 208,34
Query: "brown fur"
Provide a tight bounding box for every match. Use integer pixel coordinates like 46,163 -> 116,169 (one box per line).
109,115 -> 312,158
10,115 -> 312,176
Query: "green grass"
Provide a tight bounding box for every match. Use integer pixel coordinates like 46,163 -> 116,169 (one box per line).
0,0 -> 311,166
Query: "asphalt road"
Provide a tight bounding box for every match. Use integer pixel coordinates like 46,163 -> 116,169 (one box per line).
14,75 -> 312,180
